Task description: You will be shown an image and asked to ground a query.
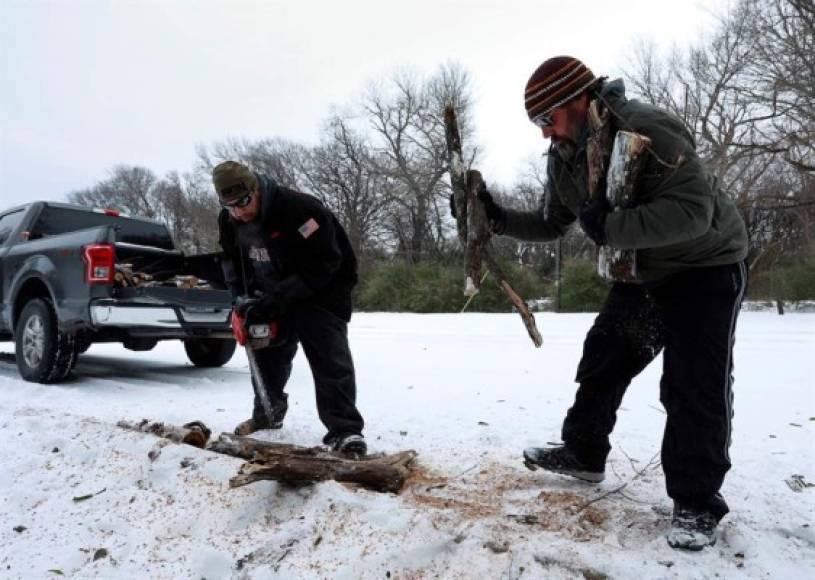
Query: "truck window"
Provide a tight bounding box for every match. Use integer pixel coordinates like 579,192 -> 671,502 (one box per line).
32,206 -> 175,250
0,209 -> 26,245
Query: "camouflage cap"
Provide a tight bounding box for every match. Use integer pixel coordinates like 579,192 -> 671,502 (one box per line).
212,161 -> 259,202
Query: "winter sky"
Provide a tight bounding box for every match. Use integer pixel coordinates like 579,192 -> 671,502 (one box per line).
1,0 -> 726,209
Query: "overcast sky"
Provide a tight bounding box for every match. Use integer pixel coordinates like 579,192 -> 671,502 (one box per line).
1,0 -> 725,209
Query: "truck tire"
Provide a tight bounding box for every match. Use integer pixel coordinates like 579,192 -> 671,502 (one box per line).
184,338 -> 237,368
15,298 -> 77,383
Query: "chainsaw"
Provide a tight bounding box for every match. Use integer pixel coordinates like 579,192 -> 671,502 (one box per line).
230,296 -> 280,349
231,296 -> 281,427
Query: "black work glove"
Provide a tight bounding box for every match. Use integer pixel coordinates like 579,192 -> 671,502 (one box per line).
579,196 -> 612,246
449,170 -> 506,234
235,294 -> 285,324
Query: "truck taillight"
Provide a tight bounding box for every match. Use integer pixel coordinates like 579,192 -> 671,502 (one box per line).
93,207 -> 121,217
83,244 -> 115,284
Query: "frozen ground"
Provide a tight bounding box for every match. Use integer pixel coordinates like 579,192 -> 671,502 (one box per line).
0,312 -> 813,579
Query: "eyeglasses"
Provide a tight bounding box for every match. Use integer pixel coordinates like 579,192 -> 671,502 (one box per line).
222,192 -> 253,209
531,112 -> 554,129
220,184 -> 254,209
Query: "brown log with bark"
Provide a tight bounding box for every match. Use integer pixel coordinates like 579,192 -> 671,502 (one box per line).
117,421 -> 417,493
230,453 -> 417,493
211,433 -> 417,493
444,103 -> 542,347
444,104 -> 481,295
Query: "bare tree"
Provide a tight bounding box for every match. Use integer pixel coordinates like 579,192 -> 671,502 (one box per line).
69,165 -> 159,219
624,0 -> 815,274
195,137 -> 308,190
741,0 -> 815,173
176,171 -> 222,253
359,63 -> 477,263
68,165 -> 221,253
297,116 -> 393,259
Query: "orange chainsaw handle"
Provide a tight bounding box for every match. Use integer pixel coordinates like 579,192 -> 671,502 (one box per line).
231,310 -> 249,346
231,310 -> 280,347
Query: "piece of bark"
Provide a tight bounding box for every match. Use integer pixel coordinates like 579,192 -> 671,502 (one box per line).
117,419 -> 211,448
597,131 -> 651,282
464,170 -> 491,297
587,101 -> 613,200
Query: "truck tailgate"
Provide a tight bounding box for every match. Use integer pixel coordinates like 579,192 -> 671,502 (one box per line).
90,286 -> 232,331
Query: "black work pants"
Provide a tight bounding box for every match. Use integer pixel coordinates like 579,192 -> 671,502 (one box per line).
562,261 -> 747,519
249,303 -> 364,442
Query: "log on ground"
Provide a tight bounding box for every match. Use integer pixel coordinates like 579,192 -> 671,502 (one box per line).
118,421 -> 418,494
211,433 -> 417,493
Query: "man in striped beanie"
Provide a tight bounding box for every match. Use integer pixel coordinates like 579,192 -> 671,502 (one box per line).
524,55 -> 598,147
455,56 -> 748,550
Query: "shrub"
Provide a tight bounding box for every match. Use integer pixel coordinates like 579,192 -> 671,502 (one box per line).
553,259 -> 609,312
747,258 -> 815,302
357,260 -> 547,313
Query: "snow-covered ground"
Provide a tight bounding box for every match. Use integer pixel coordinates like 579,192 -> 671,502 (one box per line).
1,312 -> 813,579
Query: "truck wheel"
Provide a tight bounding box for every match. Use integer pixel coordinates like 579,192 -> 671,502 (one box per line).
15,298 -> 77,383
184,338 -> 237,367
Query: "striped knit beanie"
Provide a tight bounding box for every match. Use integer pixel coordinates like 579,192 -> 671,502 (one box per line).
524,56 -> 596,125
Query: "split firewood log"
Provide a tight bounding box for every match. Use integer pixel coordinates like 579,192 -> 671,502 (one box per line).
586,100 -> 650,282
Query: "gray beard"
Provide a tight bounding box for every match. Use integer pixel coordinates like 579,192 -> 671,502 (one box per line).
553,139 -> 577,161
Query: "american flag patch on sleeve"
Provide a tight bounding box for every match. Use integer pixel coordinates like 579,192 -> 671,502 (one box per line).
298,218 -> 320,239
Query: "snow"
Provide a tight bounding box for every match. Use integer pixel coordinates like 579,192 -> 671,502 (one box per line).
1,312 -> 813,579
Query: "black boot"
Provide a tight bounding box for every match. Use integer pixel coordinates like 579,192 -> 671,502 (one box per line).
523,444 -> 605,482
667,504 -> 718,550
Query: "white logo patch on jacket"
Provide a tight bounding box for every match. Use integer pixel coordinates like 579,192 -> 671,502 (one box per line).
248,246 -> 270,262
298,218 -> 320,239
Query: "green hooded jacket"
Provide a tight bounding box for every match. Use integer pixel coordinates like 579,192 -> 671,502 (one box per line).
503,79 -> 748,285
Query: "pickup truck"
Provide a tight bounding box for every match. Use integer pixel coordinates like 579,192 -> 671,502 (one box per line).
0,201 -> 236,383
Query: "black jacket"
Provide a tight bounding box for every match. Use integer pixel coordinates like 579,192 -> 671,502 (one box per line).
218,175 -> 358,321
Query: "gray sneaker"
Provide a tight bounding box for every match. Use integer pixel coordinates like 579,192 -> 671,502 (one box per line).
523,445 -> 605,483
667,505 -> 718,550
329,433 -> 367,458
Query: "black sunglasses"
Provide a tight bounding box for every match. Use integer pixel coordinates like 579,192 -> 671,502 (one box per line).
531,112 -> 554,129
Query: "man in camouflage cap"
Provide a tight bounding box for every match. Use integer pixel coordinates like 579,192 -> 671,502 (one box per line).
214,160 -> 366,456
454,56 -> 748,550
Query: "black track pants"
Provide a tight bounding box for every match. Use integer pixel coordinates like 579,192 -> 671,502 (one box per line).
561,261 -> 747,518
250,303 -> 365,441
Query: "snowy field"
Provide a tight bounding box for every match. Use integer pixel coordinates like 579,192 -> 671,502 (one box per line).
0,312 -> 813,579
